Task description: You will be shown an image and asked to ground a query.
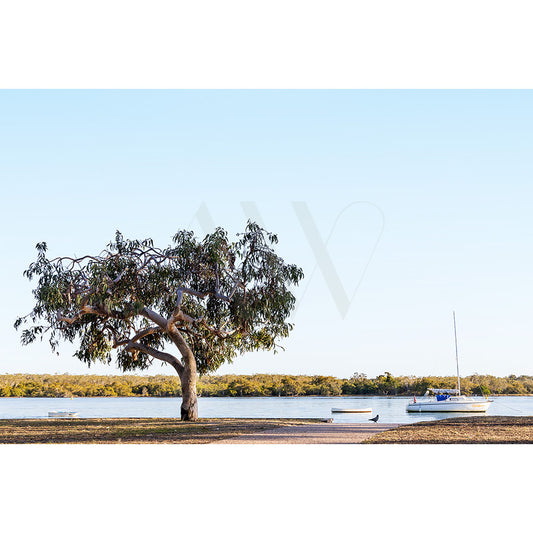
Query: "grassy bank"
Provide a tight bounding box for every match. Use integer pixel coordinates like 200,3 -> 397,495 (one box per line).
365,416 -> 533,444
0,417 -> 322,444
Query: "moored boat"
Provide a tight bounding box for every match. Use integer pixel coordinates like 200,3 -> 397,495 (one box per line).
406,388 -> 491,412
407,312 -> 492,414
331,408 -> 372,413
48,410 -> 79,417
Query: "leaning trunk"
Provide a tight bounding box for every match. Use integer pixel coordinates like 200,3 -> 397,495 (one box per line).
179,363 -> 198,421
166,324 -> 199,421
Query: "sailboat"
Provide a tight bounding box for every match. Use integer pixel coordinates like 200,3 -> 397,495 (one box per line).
406,312 -> 492,413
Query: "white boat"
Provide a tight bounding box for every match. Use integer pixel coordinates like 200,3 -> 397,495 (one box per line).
406,312 -> 492,413
48,410 -> 79,417
406,388 -> 491,412
331,408 -> 372,413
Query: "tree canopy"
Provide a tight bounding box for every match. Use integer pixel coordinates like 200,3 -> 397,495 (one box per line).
15,222 -> 304,419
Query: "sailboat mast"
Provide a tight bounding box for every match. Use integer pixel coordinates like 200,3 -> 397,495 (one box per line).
453,311 -> 461,395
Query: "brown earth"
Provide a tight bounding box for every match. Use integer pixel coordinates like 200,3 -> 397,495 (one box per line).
365,416 -> 533,444
2,416 -> 532,444
0,417 -> 324,444
214,422 -> 398,443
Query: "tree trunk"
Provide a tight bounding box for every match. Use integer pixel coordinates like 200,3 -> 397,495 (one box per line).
179,363 -> 198,421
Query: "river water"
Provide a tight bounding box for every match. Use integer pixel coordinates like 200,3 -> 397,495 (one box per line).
1,395 -> 532,424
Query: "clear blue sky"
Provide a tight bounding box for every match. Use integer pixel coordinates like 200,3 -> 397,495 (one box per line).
1,90 -> 532,378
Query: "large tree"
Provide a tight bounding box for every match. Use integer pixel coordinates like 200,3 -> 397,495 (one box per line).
15,222 -> 303,420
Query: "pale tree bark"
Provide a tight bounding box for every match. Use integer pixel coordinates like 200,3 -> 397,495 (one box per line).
56,283 -> 243,422
125,306 -> 200,420
59,304 -> 201,421
126,318 -> 200,421
123,339 -> 198,420
167,322 -> 199,421
179,360 -> 198,421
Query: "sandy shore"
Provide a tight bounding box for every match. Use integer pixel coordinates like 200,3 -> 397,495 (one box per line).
214,423 -> 399,444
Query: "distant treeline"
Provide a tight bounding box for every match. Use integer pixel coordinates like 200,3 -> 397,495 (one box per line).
0,372 -> 532,398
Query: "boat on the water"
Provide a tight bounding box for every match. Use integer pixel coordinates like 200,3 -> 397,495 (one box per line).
331,408 -> 372,413
406,388 -> 491,412
406,312 -> 492,414
48,411 -> 79,417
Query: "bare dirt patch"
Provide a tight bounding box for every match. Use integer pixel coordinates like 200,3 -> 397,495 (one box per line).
214,422 -> 399,443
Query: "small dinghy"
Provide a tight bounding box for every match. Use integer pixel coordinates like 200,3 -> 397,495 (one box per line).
48,411 -> 79,418
331,408 -> 372,413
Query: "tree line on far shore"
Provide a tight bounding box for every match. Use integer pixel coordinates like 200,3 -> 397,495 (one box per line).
0,372 -> 532,398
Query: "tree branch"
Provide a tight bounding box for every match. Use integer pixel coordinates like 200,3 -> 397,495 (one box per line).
195,317 -> 239,338
176,280 -> 244,304
57,310 -> 85,325
141,307 -> 169,329
112,326 -> 163,348
169,289 -> 185,324
57,304 -> 139,323
125,341 -> 184,376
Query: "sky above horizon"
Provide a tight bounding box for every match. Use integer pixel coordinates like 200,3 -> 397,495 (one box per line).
1,89 -> 532,378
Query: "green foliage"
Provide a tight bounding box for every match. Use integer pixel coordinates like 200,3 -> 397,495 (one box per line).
0,374 -> 180,398
15,222 -> 304,376
343,372 -> 533,396
1,372 -> 529,398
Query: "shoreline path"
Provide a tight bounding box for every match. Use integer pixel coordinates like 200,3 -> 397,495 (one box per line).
213,422 -> 400,444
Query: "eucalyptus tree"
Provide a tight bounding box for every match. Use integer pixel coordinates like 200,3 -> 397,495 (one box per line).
15,222 -> 303,420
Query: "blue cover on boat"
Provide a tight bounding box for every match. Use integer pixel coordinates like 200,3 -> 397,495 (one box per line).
436,394 -> 449,401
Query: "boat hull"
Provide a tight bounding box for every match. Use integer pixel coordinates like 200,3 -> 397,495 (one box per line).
331,408 -> 372,413
406,401 -> 491,413
48,411 -> 79,417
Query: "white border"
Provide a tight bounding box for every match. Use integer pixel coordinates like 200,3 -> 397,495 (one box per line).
1,1 -> 533,88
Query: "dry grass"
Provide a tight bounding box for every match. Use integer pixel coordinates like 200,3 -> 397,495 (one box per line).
365,416 -> 533,444
3,416 -> 532,444
0,417 -> 322,444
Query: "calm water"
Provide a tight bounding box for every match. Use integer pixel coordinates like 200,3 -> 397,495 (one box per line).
0,395 -> 532,424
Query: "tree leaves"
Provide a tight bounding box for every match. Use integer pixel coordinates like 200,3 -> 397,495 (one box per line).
16,222 -> 304,375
